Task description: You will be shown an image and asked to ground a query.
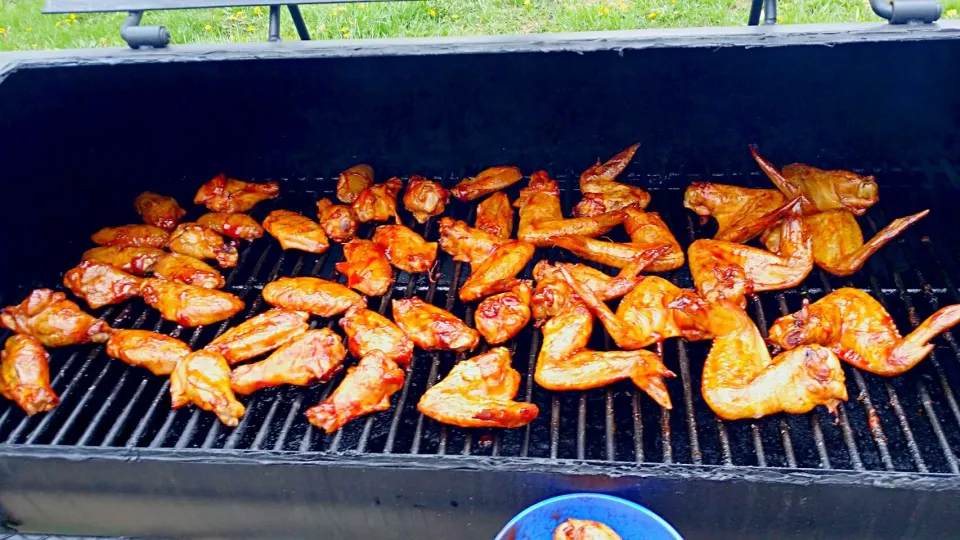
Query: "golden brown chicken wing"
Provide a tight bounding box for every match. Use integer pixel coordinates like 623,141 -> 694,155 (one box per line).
197,212 -> 265,241
105,329 -> 191,375
554,519 -> 623,540
204,308 -> 309,364
231,328 -> 347,395
194,173 -> 279,213
551,236 -> 671,276
573,143 -> 651,217
140,278 -> 245,327
262,277 -> 365,317
475,282 -> 532,345
63,261 -> 144,310
337,163 -> 374,204
170,349 -> 245,427
134,192 -> 186,231
438,217 -> 503,266
476,192 -> 514,239
153,253 -> 225,290
515,171 -> 625,247
623,209 -> 685,272
418,347 -> 538,428
335,240 -> 394,297
91,224 -> 170,249
531,261 -> 642,323
459,241 -> 536,302
0,335 -> 59,415
392,298 -> 479,352
450,166 -> 523,202
305,350 -> 404,433
339,306 -> 414,365
683,182 -> 789,243
353,177 -> 402,223
81,246 -> 165,276
168,223 -> 239,268
1,289 -> 113,347
315,198 -> 359,243
372,224 -> 438,274
403,176 -> 450,224
768,288 -> 960,376
262,210 -> 330,254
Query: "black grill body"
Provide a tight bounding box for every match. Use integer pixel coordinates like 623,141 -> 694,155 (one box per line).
2,24 -> 960,539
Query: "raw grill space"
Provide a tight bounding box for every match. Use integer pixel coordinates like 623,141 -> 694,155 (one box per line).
1,162 -> 960,476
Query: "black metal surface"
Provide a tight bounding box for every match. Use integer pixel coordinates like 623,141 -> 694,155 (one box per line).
871,0 -> 943,23
44,0 -> 403,14
287,4 -> 310,40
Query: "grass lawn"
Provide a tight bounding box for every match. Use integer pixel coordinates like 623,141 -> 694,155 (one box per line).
1,0 -> 959,51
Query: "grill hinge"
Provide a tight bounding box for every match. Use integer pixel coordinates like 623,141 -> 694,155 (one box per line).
120,11 -> 171,49
870,0 -> 942,23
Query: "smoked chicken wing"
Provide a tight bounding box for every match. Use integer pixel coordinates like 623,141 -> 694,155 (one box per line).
106,329 -> 191,375
353,177 -> 402,223
1,335 -> 58,415
683,182 -> 789,242
335,240 -> 394,297
438,217 -> 503,267
392,298 -> 479,352
476,281 -> 532,345
231,328 -> 347,395
141,279 -> 245,327
339,306 -> 414,365
417,347 -> 538,428
81,246 -> 165,276
315,198 -> 359,243
197,212 -> 264,241
573,143 -> 651,217
458,241 -> 535,302
450,166 -> 523,202
263,210 -> 330,254
554,519 -> 623,540
134,192 -> 186,231
515,171 -> 625,247
403,176 -> 450,223
91,224 -> 170,249
551,236 -> 671,276
194,173 -> 279,213
337,164 -> 374,204
204,308 -> 310,364
768,288 -> 960,376
262,277 -> 365,317
531,261 -> 642,323
63,261 -> 143,309
168,223 -> 239,268
153,253 -> 225,289
1,289 -> 112,347
170,349 -> 245,427
372,224 -> 437,274
305,350 -> 404,433
476,192 -> 514,239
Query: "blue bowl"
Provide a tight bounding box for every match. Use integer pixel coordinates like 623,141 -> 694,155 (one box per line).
495,493 -> 683,540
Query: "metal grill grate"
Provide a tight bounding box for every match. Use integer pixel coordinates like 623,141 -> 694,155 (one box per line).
1,162 -> 960,475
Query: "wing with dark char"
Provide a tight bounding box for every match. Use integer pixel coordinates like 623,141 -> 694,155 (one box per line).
403,176 -> 450,223
168,223 -> 239,268
353,177 -> 402,223
81,246 -> 165,276
140,279 -> 245,327
197,212 -> 264,241
304,351 -> 404,433
392,298 -> 479,352
135,192 -> 186,231
372,224 -> 438,274
1,289 -> 113,347
475,282 -> 532,345
0,335 -> 59,415
263,210 -> 330,254
194,173 -> 279,213
262,277 -> 365,317
476,192 -> 514,239
335,240 -> 394,297
91,224 -> 170,249
153,253 -> 225,289
170,350 -> 245,427
231,328 -> 347,395
63,261 -> 143,309
339,306 -> 413,365
106,329 -> 191,375
204,308 -> 310,364
316,198 -> 359,243
337,164 -> 374,204
450,166 -> 523,202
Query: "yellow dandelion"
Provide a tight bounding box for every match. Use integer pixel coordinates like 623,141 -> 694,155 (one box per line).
99,37 -> 107,45
358,2 -> 366,8
247,25 -> 254,31
647,10 -> 657,19
948,8 -> 958,17
235,10 -> 245,19
0,28 -> 5,34
428,8 -> 437,16
26,27 -> 32,32
69,13 -> 77,19
253,6 -> 261,14
55,21 -> 62,27
343,30 -> 351,37
619,3 -> 628,12
452,13 -> 460,19
341,25 -> 349,32
776,15 -> 782,22
205,24 -> 213,30
524,0 -> 531,5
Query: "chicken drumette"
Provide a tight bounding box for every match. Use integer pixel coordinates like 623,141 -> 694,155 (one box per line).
197,212 -> 265,241
63,261 -> 143,309
316,198 -> 359,243
337,164 -> 374,204
262,277 -> 365,317
134,192 -> 186,231
263,210 -> 330,254
168,223 -> 239,268
515,171 -> 625,247
573,143 -> 651,217
170,349 -> 245,427
153,253 -> 225,289
305,351 -> 404,433
106,329 -> 191,375
353,177 -> 402,223
392,298 -> 479,352
475,281 -> 532,345
438,217 -> 534,302
91,224 -> 170,249
372,224 -> 438,274
475,192 -> 514,240
231,328 -> 347,395
81,246 -> 165,276
403,176 -> 450,223
204,308 -> 309,364
140,279 -> 245,327
335,240 -> 394,297
339,306 -> 414,365
1,289 -> 113,347
194,174 -> 279,213
450,166 -> 523,202
1,335 -> 59,415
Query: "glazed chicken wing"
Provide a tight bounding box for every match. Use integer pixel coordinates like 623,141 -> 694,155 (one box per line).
459,241 -> 535,302
263,210 -> 330,254
554,519 -> 623,540
63,261 -> 143,309
105,329 -> 191,375
1,289 -> 112,347
372,224 -> 438,274
768,288 -> 960,376
622,209 -> 685,272
353,177 -> 402,223
316,198 -> 359,243
683,182 -> 789,242
337,163 -> 374,204
515,171 -> 625,247
168,223 -> 239,268
170,350 -> 245,427
475,281 -> 532,345
335,240 -> 394,297
305,351 -> 404,433
153,253 -> 225,290
450,165 -> 523,202
231,328 -> 347,395
91,224 -> 170,249
438,217 -> 503,267
531,261 -> 642,323
204,308 -> 309,364
135,192 -> 186,231
197,212 -> 264,241
476,192 -> 514,239
403,176 -> 450,224
262,277 -> 365,317
551,236 -> 671,276
573,143 -> 651,217
81,246 -> 165,276
392,298 -> 479,352
339,306 -> 414,365
194,173 -> 279,213
1,335 -> 59,415
417,347 -> 538,428
140,278 -> 245,327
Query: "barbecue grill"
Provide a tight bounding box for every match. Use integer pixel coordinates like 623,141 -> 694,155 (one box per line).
2,23 -> 960,539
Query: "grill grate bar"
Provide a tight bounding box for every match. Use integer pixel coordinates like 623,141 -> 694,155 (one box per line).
520,330 -> 540,458
748,294 -> 772,467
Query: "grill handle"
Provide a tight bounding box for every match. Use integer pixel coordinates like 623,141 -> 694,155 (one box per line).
870,0 -> 942,23
120,10 -> 171,49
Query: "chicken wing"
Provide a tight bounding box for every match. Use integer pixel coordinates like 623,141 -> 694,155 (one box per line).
339,306 -> 414,365
768,288 -> 960,376
515,171 -> 625,247
168,223 -> 239,268
305,350 -> 404,433
438,217 -> 503,268
623,209 -> 685,271
535,303 -> 673,408
403,176 -> 450,223
263,210 -> 330,254
476,192 -> 514,240
353,177 -> 402,223
335,240 -> 394,297
450,166 -> 523,202
372,224 -> 438,274
459,241 -> 536,302
231,328 -> 347,395
554,519 -> 623,540
204,308 -> 310,364
194,173 -> 279,213
262,277 -> 365,317
170,349 -> 245,427
91,224 -> 170,249
105,329 -> 191,375
81,246 -> 165,276
1,289 -> 113,347
197,212 -> 264,241
140,278 -> 245,327
573,143 -> 651,217
531,261 -> 642,323
134,192 -> 186,231
683,182 -> 789,242
551,236 -> 671,276
0,335 -> 59,415
63,261 -> 143,309
315,198 -> 359,243
392,298 -> 479,352
417,347 -> 538,428
337,163 -> 374,204
153,253 -> 225,290
475,282 -> 532,345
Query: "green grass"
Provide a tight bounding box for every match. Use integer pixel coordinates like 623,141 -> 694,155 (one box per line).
1,0 -> 958,51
